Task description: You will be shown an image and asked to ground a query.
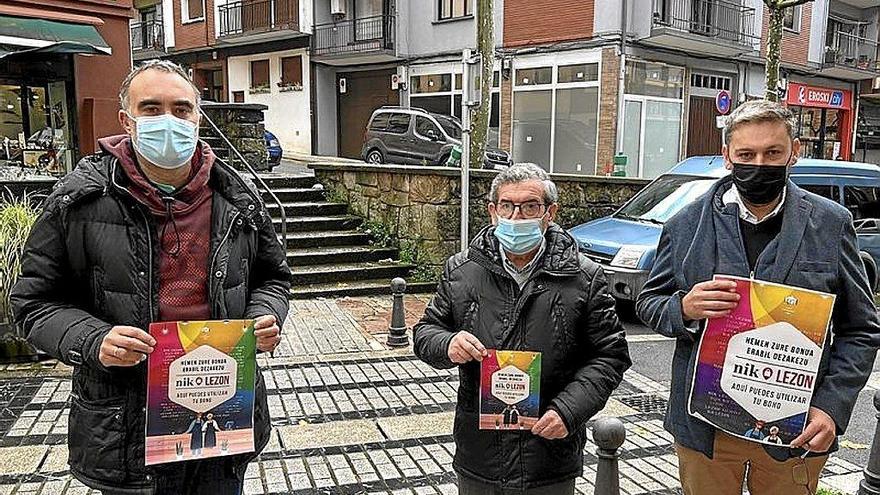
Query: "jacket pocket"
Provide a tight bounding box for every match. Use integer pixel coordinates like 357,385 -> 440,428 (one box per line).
796,261 -> 833,273
224,282 -> 247,318
68,395 -> 127,484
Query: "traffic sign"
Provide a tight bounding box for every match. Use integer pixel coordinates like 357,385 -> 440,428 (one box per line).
716,90 -> 732,115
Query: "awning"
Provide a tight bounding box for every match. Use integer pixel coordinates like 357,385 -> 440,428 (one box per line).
0,15 -> 111,60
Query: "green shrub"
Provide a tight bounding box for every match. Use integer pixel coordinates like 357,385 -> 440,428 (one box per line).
0,194 -> 39,331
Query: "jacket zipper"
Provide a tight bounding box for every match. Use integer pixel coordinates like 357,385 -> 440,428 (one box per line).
209,211 -> 241,306
136,207 -> 155,321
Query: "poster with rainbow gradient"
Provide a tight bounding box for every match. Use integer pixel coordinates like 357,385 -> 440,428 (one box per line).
688,275 -> 835,446
145,320 -> 257,465
479,350 -> 541,430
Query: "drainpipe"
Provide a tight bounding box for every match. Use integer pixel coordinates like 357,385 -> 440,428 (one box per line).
615,0 -> 628,156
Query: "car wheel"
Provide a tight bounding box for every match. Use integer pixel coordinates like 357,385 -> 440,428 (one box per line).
366,149 -> 384,164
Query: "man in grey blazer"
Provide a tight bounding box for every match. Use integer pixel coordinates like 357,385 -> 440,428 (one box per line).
637,99 -> 880,494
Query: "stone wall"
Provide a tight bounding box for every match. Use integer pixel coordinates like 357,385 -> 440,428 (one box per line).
310,163 -> 649,274
200,102 -> 269,171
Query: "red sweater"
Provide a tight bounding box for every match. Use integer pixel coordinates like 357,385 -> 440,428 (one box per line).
99,135 -> 214,322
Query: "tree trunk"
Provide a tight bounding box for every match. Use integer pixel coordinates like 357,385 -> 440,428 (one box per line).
470,0 -> 494,170
765,6 -> 784,102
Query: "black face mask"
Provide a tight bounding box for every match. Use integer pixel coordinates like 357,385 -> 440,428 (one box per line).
730,161 -> 790,206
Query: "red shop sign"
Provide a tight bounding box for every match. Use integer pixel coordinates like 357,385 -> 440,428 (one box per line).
786,82 -> 852,110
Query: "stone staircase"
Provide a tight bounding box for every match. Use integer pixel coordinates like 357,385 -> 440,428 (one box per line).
257,175 -> 436,299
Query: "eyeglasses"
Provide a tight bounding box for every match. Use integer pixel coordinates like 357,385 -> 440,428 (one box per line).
495,200 -> 546,219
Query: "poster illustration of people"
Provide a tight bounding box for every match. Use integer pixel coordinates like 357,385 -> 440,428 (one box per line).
145,320 -> 257,465
479,350 -> 541,430
688,275 -> 835,446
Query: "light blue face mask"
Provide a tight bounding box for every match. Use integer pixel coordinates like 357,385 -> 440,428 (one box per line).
127,113 -> 198,169
494,216 -> 546,255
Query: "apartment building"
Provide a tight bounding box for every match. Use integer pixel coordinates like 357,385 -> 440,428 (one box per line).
131,0 -> 313,153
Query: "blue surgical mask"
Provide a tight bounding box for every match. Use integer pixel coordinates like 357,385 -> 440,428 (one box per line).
494,217 -> 546,255
127,113 -> 198,169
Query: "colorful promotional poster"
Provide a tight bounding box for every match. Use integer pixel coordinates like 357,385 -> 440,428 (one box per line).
479,350 -> 541,430
688,275 -> 835,446
145,320 -> 257,465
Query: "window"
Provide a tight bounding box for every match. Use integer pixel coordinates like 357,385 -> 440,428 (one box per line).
800,185 -> 837,202
280,56 -> 303,87
439,0 -> 471,20
557,64 -> 599,84
844,186 -> 880,220
691,73 -> 732,91
411,74 -> 453,93
369,113 -> 391,131
783,6 -> 801,32
409,69 -> 501,146
625,60 -> 684,99
182,0 -> 204,22
386,113 -> 411,134
435,115 -> 462,140
415,116 -> 441,140
250,60 -> 269,89
515,67 -> 552,86
232,91 -> 245,103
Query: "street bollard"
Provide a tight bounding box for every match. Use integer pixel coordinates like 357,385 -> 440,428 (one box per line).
386,277 -> 410,347
859,391 -> 880,494
593,417 -> 626,495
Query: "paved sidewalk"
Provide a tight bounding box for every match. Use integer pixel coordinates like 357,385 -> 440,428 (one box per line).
0,296 -> 864,494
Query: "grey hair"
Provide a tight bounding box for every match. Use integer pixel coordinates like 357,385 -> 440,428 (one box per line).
119,59 -> 201,112
489,163 -> 559,204
723,99 -> 797,145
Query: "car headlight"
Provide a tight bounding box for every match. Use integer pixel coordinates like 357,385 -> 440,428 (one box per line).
610,245 -> 648,269
269,139 -> 280,147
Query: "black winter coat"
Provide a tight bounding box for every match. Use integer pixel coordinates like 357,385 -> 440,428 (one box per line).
413,224 -> 631,490
10,151 -> 291,493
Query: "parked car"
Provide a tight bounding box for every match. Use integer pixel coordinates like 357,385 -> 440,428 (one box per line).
265,130 -> 282,169
569,156 -> 880,302
361,106 -> 511,169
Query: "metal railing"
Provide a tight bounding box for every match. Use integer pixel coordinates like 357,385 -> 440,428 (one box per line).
651,0 -> 758,46
312,15 -> 395,57
826,31 -> 880,72
199,110 -> 287,245
130,20 -> 164,52
219,0 -> 299,38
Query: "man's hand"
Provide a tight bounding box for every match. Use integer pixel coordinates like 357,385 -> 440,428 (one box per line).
98,326 -> 156,367
682,280 -> 740,321
531,410 -> 568,440
254,315 -> 281,353
447,331 -> 487,364
791,407 -> 836,452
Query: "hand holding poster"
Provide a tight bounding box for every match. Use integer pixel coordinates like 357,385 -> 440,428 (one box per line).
146,320 -> 257,465
688,276 -> 835,446
479,350 -> 541,430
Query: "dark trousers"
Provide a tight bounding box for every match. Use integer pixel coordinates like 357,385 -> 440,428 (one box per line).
458,474 -> 576,495
101,458 -> 245,495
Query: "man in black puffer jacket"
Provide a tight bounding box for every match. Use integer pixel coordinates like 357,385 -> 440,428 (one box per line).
10,60 -> 290,494
413,163 -> 631,494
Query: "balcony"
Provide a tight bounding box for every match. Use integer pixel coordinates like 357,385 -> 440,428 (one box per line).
130,20 -> 164,60
218,0 -> 302,43
644,0 -> 758,57
821,31 -> 880,80
312,15 -> 396,66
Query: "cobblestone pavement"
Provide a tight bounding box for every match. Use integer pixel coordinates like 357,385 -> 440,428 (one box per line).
0,297 -> 864,494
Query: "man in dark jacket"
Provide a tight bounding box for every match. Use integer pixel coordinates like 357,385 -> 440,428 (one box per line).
413,163 -> 631,494
10,60 -> 291,494
636,100 -> 880,494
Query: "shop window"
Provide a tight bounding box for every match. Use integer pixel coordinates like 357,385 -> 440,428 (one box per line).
512,90 -> 553,169
386,113 -> 411,134
554,87 -> 599,174
182,0 -> 205,22
783,6 -> 801,32
250,60 -> 270,90
0,85 -> 23,151
622,98 -> 683,178
844,186 -> 880,220
280,56 -> 303,88
439,0 -> 471,20
515,67 -> 552,86
558,64 -> 599,84
411,74 -> 453,93
625,60 -> 684,99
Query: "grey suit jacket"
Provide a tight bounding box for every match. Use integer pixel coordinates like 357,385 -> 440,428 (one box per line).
636,176 -> 880,460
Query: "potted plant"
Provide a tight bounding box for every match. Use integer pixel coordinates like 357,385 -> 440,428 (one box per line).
0,192 -> 40,362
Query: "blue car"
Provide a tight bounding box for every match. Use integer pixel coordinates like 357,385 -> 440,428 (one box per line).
569,156 -> 880,301
265,130 -> 282,169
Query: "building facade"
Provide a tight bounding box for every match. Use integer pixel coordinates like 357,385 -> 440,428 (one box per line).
1,0 -> 133,176
131,0 -> 313,154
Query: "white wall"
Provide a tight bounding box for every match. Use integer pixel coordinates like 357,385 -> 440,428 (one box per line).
228,48 -> 312,154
